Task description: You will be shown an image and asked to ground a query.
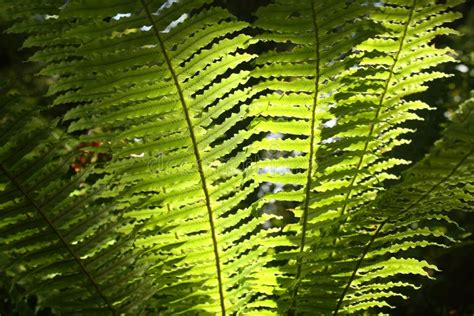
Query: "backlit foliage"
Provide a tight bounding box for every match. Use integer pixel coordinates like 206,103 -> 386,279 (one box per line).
0,0 -> 472,315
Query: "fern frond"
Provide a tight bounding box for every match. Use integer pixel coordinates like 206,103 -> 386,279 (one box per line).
334,95 -> 474,314
315,0 -> 462,312
250,0 -> 463,314
246,0 -> 376,313
0,92 -> 151,315
2,1 -> 267,314
322,0 -> 461,223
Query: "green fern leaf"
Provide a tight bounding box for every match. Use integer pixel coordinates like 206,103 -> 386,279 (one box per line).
249,0 -> 464,314
1,1 -> 267,314
334,95 -> 474,314
0,90 -> 152,315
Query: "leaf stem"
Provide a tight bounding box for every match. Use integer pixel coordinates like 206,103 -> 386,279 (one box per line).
139,1 -> 226,314
334,1 -> 417,313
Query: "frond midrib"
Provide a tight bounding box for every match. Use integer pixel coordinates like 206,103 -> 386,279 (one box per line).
332,2 -> 418,313
139,1 -> 226,314
333,0 -> 416,315
337,0 -> 417,219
